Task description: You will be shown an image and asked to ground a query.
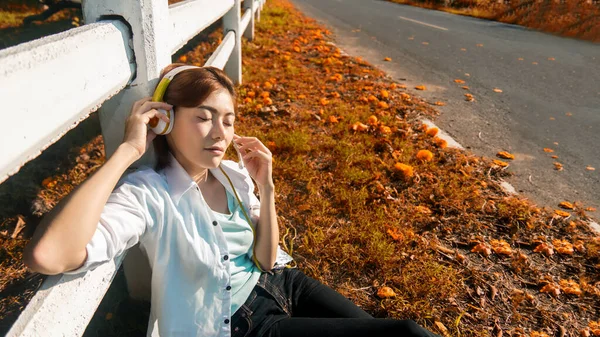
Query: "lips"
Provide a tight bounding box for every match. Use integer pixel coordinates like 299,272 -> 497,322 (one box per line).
204,146 -> 224,153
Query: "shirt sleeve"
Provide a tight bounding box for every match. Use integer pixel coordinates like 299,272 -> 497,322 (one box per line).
63,176 -> 152,275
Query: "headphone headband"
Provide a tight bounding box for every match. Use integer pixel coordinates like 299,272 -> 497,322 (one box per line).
152,65 -> 201,102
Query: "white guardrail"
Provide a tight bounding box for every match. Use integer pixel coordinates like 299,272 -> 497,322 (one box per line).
2,0 -> 266,336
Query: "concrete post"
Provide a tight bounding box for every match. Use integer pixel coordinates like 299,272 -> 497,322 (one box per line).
82,0 -> 171,301
223,0 -> 242,84
243,0 -> 255,41
257,0 -> 262,22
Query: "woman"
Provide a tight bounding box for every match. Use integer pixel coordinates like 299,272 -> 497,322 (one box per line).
24,64 -> 441,337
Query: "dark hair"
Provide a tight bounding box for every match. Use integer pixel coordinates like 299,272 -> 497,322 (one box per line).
152,63 -> 237,171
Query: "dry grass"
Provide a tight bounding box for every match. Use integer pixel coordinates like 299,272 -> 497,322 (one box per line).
388,0 -> 600,42
1,0 -> 599,336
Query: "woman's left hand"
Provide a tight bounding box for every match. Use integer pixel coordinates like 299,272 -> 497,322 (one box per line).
233,135 -> 274,188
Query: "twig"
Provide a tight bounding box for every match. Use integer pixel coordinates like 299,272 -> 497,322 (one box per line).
11,216 -> 26,239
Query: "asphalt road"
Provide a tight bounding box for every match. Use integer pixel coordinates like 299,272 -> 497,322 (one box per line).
290,0 -> 600,216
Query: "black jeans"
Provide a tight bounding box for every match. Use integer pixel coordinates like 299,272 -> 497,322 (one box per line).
230,267 -> 442,337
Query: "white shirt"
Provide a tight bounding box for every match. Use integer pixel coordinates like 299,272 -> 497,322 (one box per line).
64,153 -> 293,337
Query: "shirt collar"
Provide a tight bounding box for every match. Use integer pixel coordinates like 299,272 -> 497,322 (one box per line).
161,152 -> 250,205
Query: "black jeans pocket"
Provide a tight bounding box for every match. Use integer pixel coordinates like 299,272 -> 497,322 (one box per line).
231,305 -> 253,337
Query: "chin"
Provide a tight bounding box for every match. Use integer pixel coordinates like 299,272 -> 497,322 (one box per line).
201,156 -> 223,169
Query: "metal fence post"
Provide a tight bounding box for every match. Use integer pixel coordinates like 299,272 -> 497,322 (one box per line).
223,0 -> 242,84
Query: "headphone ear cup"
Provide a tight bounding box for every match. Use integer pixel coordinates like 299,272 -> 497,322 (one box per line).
150,108 -> 174,135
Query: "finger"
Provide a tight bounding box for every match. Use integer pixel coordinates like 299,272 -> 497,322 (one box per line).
141,109 -> 170,125
242,150 -> 271,163
238,140 -> 270,155
235,137 -> 262,150
133,96 -> 153,109
137,101 -> 173,115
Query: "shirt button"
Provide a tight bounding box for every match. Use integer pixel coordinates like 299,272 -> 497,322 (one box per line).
213,221 -> 218,226
223,255 -> 229,261
224,318 -> 230,324
226,285 -> 231,291
195,186 -> 199,191
234,327 -> 240,332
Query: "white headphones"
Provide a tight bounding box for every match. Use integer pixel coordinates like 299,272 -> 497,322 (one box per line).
148,65 -> 201,135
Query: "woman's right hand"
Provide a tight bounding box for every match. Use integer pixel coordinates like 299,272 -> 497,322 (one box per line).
122,96 -> 173,159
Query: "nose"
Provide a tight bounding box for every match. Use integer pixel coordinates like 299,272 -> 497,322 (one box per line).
211,119 -> 226,140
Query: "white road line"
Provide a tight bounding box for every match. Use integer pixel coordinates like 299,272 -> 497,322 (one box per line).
398,15 -> 448,31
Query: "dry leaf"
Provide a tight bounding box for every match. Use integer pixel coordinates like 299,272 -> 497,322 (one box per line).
380,90 -> 389,98
589,322 -> 600,336
384,57 -> 392,61
454,79 -> 466,84
559,279 -> 582,296
543,148 -> 554,153
493,159 -> 509,167
415,206 -> 433,215
490,239 -> 513,255
554,162 -> 564,171
531,332 -> 550,337
493,88 -> 503,93
434,321 -> 448,335
586,166 -> 596,171
377,286 -> 396,298
422,42 -> 429,45
559,201 -> 574,209
554,209 -> 570,217
540,283 -> 561,297
379,126 -> 392,134
434,137 -> 448,149
497,151 -> 515,160
387,228 -> 404,242
377,101 -> 389,109
351,122 -> 369,132
328,115 -> 339,123
471,242 -> 492,257
462,86 -> 470,90
476,43 -> 483,47
367,115 -> 378,125
416,150 -> 434,161
426,127 -> 439,137
415,85 -> 426,90
434,101 -> 446,106
553,239 -> 574,255
533,243 -> 554,256
394,163 -> 414,180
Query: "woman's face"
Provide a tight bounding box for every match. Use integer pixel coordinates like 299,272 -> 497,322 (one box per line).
167,88 -> 235,173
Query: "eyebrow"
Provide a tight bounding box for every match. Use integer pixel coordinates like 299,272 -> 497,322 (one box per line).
197,105 -> 235,116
